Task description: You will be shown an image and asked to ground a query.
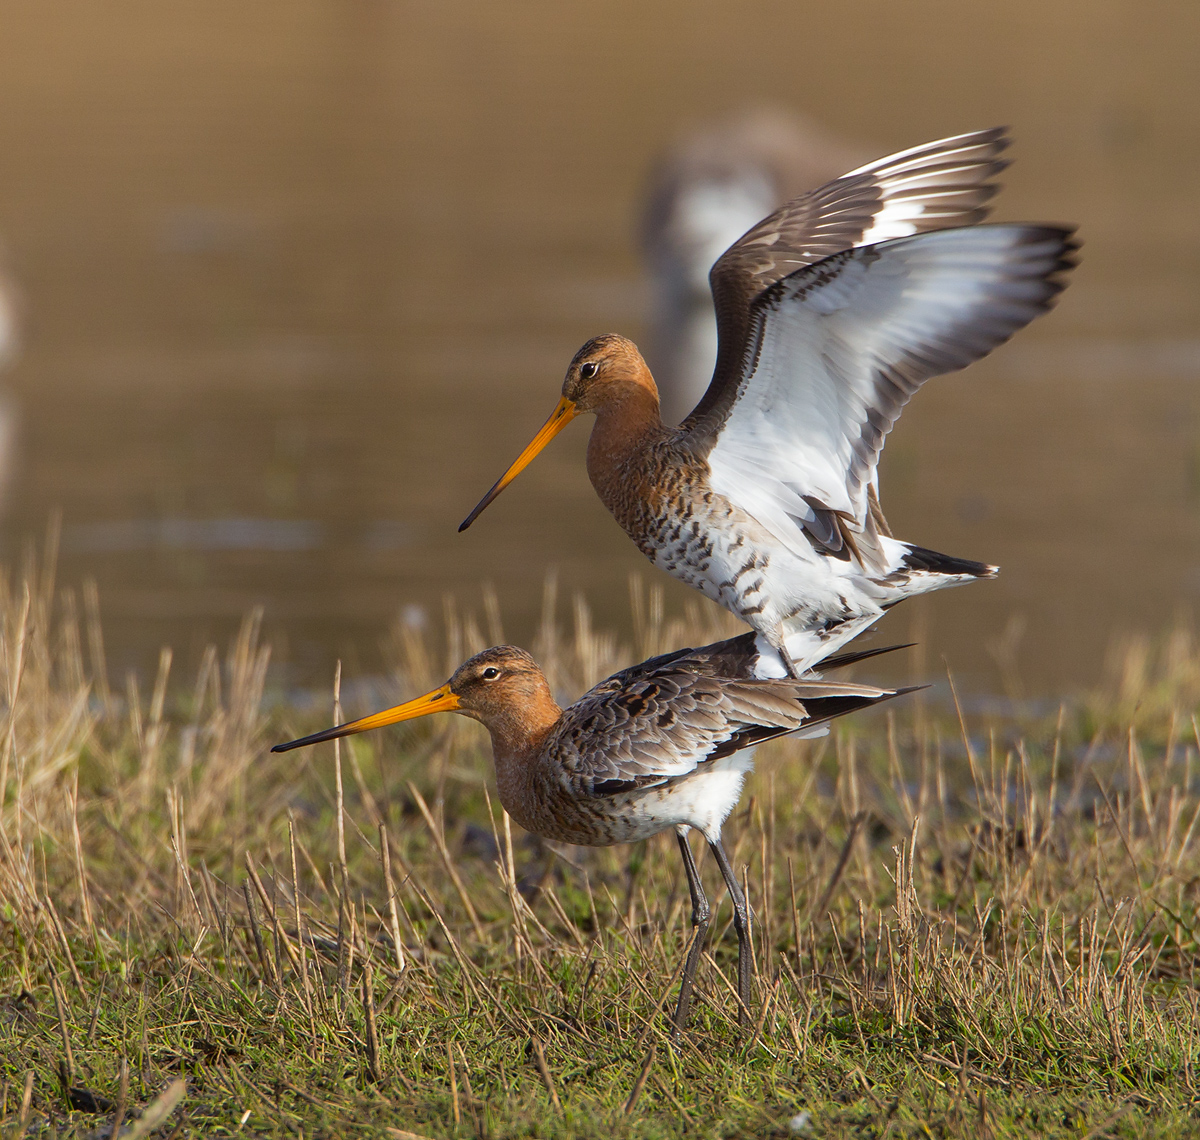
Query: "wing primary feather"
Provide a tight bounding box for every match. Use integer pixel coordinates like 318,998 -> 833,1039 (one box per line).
688,127 -> 1013,431
699,223 -> 1078,556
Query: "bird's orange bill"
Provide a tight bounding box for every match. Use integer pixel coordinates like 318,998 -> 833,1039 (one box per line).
459,395 -> 578,531
271,683 -> 459,753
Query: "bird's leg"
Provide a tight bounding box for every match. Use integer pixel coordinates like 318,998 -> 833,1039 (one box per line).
671,830 -> 711,1038
769,624 -> 802,679
709,835 -> 753,1027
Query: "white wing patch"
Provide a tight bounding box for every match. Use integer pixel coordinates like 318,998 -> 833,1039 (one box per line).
706,224 -> 1074,554
847,131 -> 1014,247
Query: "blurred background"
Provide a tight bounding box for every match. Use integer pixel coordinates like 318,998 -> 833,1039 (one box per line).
0,0 -> 1196,696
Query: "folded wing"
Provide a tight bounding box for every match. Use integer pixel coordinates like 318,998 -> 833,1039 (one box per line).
551,664 -> 895,797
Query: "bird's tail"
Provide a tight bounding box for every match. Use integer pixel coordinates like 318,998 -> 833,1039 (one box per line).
898,543 -> 998,578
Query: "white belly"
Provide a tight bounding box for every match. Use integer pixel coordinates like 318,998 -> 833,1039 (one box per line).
601,752 -> 754,844
649,510 -> 881,630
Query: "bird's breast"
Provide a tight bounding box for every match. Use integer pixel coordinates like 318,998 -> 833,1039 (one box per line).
589,438 -> 706,543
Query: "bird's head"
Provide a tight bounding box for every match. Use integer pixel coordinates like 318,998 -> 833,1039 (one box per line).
270,646 -> 554,753
560,334 -> 656,412
458,334 -> 657,531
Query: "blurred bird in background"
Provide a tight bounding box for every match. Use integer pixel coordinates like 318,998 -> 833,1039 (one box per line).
639,109 -> 870,424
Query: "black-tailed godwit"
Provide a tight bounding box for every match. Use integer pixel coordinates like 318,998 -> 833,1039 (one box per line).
273,635 -> 909,1031
460,129 -> 1077,676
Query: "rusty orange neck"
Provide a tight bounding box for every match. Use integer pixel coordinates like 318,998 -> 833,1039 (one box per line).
585,382 -> 668,489
476,677 -> 563,816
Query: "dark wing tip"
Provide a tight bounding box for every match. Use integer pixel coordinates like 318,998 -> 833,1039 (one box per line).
817,642 -> 916,671
1059,226 -> 1083,258
1017,223 -> 1082,288
844,682 -> 927,711
978,125 -> 1010,147
949,125 -> 1010,154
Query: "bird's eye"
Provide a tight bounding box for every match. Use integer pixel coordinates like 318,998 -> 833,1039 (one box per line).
481,667 -> 500,680
580,362 -> 599,380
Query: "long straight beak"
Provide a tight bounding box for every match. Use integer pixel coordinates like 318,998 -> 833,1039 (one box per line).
459,395 -> 578,531
271,683 -> 460,753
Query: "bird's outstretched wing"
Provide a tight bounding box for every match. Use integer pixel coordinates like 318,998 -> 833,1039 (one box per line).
685,224 -> 1077,561
689,127 -> 1011,426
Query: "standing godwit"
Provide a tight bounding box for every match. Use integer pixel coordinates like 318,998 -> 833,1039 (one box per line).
641,109 -> 869,424
273,634 -> 909,1031
460,129 -> 1077,676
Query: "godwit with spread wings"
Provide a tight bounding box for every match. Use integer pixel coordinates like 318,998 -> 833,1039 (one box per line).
273,635 -> 909,1031
460,129 -> 1077,676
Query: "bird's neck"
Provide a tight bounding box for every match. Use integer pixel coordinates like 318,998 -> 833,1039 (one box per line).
586,383 -> 669,488
483,685 -> 563,821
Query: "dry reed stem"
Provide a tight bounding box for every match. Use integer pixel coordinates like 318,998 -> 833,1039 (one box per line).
242,878 -> 274,985
333,660 -> 348,888
48,969 -> 74,1086
530,1036 -> 563,1113
111,1057 -> 129,1138
362,960 -> 382,1083
407,779 -> 485,941
15,1071 -> 33,1140
379,823 -> 407,972
122,1078 -> 186,1140
288,817 -> 315,1022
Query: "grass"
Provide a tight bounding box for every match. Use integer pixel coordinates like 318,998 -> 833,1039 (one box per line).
2,548 -> 1199,1138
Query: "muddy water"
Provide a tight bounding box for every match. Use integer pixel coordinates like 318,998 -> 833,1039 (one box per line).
0,0 -> 1197,693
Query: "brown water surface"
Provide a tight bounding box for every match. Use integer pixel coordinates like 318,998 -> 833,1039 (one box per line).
0,1 -> 1197,693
